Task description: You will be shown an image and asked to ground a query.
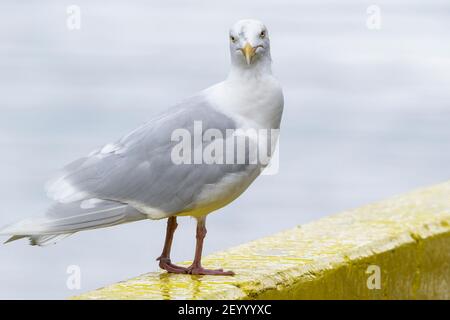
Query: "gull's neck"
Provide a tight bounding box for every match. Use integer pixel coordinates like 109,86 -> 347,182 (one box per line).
227,57 -> 273,83
207,55 -> 282,130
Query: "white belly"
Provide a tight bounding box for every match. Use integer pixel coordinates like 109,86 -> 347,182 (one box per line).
177,166 -> 261,218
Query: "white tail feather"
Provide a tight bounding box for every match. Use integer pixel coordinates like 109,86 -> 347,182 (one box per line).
0,199 -> 147,246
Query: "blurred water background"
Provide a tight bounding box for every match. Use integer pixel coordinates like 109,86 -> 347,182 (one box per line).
0,0 -> 449,299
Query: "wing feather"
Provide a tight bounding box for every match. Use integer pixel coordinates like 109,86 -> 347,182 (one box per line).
46,94 -> 251,216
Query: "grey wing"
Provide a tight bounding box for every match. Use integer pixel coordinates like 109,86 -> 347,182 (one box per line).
46,94 -> 253,219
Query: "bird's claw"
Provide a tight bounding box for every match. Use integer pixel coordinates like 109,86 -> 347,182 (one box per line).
186,266 -> 235,276
157,256 -> 188,273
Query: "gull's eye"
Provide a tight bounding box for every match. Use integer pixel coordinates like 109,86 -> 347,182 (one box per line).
230,35 -> 237,42
260,30 -> 266,39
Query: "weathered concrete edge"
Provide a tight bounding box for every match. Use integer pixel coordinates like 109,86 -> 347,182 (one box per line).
244,228 -> 450,299
73,181 -> 450,300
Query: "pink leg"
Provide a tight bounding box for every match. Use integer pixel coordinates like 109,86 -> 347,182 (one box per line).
157,216 -> 187,273
186,217 -> 234,276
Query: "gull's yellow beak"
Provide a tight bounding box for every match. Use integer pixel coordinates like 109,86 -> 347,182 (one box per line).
242,43 -> 256,65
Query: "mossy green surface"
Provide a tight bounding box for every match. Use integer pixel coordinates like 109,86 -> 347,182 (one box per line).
73,181 -> 450,300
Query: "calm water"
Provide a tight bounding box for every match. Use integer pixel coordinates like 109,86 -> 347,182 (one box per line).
0,0 -> 449,299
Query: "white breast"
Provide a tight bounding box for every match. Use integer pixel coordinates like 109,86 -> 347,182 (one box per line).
205,75 -> 284,131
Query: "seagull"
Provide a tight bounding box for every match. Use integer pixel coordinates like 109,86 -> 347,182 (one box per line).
0,19 -> 284,275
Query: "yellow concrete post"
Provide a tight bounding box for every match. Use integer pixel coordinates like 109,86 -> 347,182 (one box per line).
73,181 -> 450,300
